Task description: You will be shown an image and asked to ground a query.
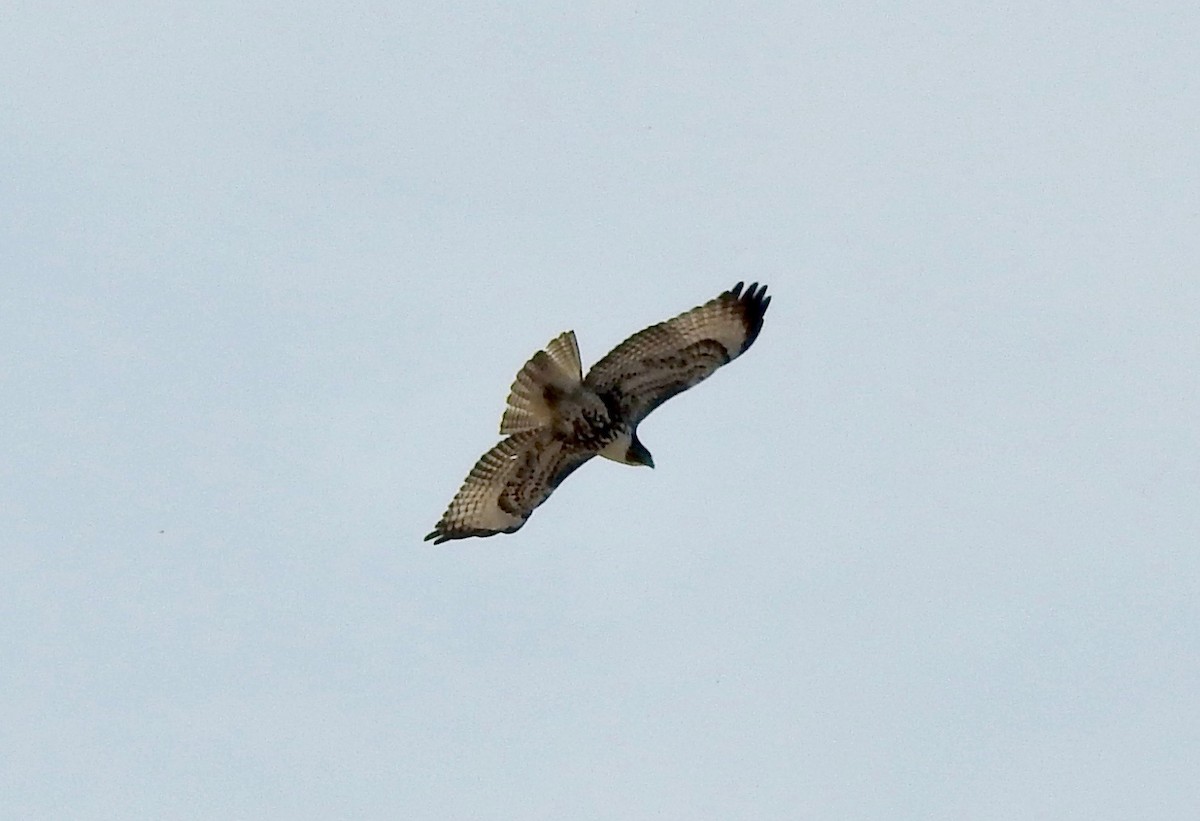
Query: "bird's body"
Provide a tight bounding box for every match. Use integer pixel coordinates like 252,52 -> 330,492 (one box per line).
425,282 -> 770,543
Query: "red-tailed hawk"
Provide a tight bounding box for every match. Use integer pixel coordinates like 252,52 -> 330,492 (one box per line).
425,282 -> 771,543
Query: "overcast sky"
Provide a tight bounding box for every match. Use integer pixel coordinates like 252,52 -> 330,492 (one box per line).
3,2 -> 1198,819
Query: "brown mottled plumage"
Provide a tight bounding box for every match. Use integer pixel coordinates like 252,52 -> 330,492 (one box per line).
425,282 -> 770,544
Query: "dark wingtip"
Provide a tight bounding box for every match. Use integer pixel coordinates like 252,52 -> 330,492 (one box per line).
735,281 -> 770,352
729,281 -> 745,298
423,526 -> 504,545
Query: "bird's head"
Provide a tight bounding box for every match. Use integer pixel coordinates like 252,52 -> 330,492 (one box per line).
627,434 -> 655,469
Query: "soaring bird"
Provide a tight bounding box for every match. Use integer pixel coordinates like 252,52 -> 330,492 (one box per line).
425,282 -> 770,543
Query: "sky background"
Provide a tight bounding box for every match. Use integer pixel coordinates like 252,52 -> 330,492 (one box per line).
3,2 -> 1198,819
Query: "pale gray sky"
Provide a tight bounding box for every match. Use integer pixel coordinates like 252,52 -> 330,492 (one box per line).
3,2 -> 1198,819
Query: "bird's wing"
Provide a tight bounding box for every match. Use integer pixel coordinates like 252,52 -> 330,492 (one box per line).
425,429 -> 595,544
583,282 -> 770,423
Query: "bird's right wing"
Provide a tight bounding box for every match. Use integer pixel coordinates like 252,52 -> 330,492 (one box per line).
425,429 -> 595,544
584,282 -> 770,424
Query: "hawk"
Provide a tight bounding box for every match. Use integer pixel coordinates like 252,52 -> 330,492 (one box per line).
425,282 -> 771,544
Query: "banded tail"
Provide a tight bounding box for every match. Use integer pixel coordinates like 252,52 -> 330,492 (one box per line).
499,331 -> 583,434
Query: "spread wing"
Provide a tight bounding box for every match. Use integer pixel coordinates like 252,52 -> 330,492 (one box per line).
583,282 -> 770,423
425,429 -> 595,544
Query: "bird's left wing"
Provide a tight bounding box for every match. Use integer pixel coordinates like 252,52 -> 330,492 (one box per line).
425,429 -> 595,544
583,282 -> 770,423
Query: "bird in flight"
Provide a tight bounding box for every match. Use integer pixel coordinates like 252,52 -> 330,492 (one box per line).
425,282 -> 771,544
